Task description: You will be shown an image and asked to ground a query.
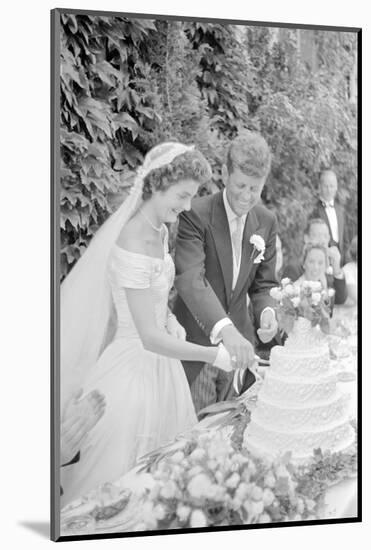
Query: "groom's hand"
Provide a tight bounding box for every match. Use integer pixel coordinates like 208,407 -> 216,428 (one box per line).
220,325 -> 255,370
257,308 -> 278,343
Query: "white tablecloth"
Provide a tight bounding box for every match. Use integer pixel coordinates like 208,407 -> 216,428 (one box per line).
61,305 -> 358,534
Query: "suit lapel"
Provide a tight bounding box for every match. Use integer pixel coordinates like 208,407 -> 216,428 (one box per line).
210,192 -> 233,303
322,200 -> 343,248
232,207 -> 260,302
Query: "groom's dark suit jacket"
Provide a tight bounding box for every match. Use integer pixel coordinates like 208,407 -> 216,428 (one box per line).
173,191 -> 279,386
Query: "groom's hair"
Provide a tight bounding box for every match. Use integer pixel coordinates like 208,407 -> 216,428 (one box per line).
226,131 -> 271,178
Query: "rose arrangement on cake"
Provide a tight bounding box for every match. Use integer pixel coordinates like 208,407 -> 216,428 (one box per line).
270,277 -> 334,334
245,279 -> 354,462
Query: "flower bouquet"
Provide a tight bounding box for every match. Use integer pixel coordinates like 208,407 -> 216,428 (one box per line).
129,425 -> 357,531
270,278 -> 335,335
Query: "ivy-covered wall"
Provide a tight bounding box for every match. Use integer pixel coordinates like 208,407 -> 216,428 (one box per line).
60,14 -> 358,279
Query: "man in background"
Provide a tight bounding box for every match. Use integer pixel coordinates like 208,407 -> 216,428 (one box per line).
311,169 -> 347,261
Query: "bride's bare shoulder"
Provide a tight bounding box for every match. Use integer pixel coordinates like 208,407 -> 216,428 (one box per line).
116,216 -> 146,253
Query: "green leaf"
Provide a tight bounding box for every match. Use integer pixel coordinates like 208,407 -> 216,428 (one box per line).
112,112 -> 139,139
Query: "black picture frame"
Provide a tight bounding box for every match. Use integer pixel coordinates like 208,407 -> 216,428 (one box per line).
51,7 -> 362,542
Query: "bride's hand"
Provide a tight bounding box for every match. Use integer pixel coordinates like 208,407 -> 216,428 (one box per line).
213,343 -> 234,372
167,313 -> 186,341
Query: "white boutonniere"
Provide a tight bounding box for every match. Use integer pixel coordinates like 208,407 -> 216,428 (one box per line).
250,234 -> 265,264
326,265 -> 333,276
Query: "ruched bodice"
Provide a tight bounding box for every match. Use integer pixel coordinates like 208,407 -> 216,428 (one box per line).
107,227 -> 175,339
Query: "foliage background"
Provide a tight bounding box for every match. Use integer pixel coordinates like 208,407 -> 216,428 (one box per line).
59,14 -> 358,279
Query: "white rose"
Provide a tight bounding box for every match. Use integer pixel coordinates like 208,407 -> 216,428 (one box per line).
176,504 -> 191,522
204,483 -> 221,500
171,451 -> 185,463
262,488 -> 275,506
243,500 -> 252,515
153,503 -> 166,520
250,500 -> 264,516
188,465 -> 203,478
284,284 -> 295,297
275,464 -> 289,478
270,287 -> 282,301
253,251 -> 265,264
160,480 -> 178,499
225,473 -> 240,489
291,296 -> 301,308
247,461 -> 257,476
264,473 -> 276,488
206,459 -> 217,470
259,512 -> 272,523
170,465 -> 183,479
214,486 -> 227,500
235,482 -> 249,500
150,484 -> 161,499
232,496 -> 242,510
187,473 -> 213,499
189,448 -> 206,462
251,485 -> 264,501
311,292 -> 321,305
281,277 -> 291,287
250,234 -> 266,251
190,509 -> 208,528
241,469 -> 251,483
214,470 -> 224,484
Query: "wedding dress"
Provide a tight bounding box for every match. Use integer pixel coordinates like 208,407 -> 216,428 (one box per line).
60,227 -> 197,506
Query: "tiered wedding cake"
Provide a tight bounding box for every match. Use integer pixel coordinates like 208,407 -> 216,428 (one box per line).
245,317 -> 354,461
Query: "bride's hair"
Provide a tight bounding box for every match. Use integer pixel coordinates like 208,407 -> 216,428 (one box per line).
142,148 -> 211,200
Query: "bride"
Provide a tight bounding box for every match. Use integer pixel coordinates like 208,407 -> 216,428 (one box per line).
60,142 -> 233,505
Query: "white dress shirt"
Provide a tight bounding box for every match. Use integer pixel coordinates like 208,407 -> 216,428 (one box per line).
223,190 -> 247,290
322,199 -> 339,243
210,190 -> 274,344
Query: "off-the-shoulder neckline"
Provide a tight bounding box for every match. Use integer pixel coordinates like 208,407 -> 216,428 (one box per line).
113,243 -> 167,262
113,224 -> 169,261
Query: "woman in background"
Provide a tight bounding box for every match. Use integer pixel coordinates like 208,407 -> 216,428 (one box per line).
342,236 -> 358,306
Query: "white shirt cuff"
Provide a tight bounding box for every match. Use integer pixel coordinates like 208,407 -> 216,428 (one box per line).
333,270 -> 345,280
210,318 -> 233,344
260,307 -> 275,324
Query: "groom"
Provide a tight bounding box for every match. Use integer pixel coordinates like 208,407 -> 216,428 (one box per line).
173,131 -> 279,413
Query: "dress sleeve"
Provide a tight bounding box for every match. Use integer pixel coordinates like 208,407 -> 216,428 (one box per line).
109,247 -> 153,289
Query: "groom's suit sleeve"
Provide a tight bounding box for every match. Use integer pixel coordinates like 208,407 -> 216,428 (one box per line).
175,208 -> 229,337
